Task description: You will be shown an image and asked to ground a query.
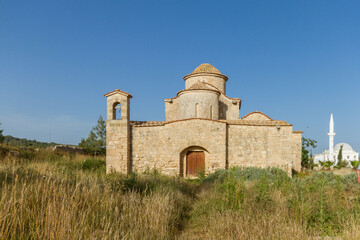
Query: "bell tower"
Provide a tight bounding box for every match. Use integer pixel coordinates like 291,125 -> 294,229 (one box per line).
104,89 -> 132,173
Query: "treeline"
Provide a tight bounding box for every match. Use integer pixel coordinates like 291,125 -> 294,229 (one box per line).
3,135 -> 59,148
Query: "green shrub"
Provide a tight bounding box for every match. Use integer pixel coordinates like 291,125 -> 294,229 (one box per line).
18,150 -> 36,160
341,173 -> 357,186
221,172 -> 245,210
0,145 -> 9,158
350,160 -> 359,169
82,158 -> 105,171
204,167 -> 290,185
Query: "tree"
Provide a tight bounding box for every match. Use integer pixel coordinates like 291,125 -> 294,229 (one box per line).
336,145 -> 348,168
301,137 -> 317,169
79,116 -> 106,155
337,145 -> 343,166
319,160 -> 334,171
0,123 -> 4,143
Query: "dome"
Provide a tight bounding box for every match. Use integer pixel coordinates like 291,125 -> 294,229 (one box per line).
334,143 -> 354,152
188,81 -> 216,91
177,81 -> 220,96
192,63 -> 221,74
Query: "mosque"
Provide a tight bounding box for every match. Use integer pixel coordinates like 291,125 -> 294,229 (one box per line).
314,114 -> 359,165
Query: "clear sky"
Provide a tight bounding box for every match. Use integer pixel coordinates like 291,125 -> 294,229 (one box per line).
0,0 -> 359,153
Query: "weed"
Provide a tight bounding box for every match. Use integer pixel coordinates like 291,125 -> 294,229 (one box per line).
82,158 -> 105,171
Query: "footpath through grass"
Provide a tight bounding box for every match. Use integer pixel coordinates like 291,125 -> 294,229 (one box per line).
1,146 -> 360,239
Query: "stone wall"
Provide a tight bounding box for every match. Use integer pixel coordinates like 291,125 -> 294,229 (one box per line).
178,90 -> 219,120
164,98 -> 178,122
227,124 -> 295,175
127,118 -> 300,177
184,74 -> 227,94
218,94 -> 240,120
292,131 -> 303,172
131,119 -> 227,175
164,88 -> 240,121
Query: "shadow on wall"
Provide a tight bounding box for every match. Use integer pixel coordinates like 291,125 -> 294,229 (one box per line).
219,101 -> 228,120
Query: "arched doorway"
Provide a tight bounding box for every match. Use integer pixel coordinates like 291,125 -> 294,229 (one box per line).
180,146 -> 208,177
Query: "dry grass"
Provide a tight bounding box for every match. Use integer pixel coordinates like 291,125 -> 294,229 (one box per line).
2,146 -> 360,239
0,168 -> 183,239
331,167 -> 355,176
0,149 -> 191,240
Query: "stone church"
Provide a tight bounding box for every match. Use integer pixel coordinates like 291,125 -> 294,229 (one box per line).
104,63 -> 302,176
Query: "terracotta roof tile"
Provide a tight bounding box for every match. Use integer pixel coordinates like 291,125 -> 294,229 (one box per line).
104,89 -> 133,98
131,121 -> 165,127
131,118 -> 292,127
188,81 -> 214,90
226,119 -> 292,126
293,130 -> 304,134
192,63 -> 221,74
241,111 -> 273,120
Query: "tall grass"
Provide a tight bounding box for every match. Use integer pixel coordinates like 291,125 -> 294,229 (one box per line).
0,173 -> 182,239
1,146 -> 360,239
0,148 -> 193,240
181,168 -> 360,239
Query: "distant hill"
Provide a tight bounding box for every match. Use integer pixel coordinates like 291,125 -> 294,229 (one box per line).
3,135 -> 60,148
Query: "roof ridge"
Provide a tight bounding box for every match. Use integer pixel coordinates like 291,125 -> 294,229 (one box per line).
241,111 -> 273,120
192,63 -> 221,74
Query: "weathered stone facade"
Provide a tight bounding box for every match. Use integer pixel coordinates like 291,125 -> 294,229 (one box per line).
105,64 -> 302,176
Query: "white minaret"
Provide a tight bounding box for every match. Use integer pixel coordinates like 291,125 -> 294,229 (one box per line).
328,113 -> 336,163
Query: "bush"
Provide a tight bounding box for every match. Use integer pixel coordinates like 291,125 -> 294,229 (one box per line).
0,145 -> 9,158
18,149 -> 36,160
120,171 -> 198,198
204,167 -> 290,184
82,158 -> 105,171
341,173 -> 357,186
350,160 -> 359,169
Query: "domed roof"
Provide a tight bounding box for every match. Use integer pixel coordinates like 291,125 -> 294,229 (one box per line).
334,143 -> 354,152
188,81 -> 214,90
192,63 -> 221,74
177,81 -> 220,96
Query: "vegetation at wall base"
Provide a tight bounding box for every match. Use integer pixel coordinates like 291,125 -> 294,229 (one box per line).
82,158 -> 105,171
1,144 -> 360,239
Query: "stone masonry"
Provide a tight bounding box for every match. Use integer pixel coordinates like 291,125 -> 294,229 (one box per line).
105,64 -> 303,176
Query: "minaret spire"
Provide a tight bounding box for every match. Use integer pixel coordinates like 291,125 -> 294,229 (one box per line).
328,113 -> 336,163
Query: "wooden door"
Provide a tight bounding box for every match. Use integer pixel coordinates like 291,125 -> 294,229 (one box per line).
186,151 -> 205,176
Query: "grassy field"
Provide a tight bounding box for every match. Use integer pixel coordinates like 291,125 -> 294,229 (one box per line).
1,145 -> 360,239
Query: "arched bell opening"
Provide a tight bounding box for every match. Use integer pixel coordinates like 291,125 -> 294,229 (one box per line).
112,102 -> 122,120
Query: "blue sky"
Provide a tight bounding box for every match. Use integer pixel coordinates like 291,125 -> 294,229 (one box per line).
0,0 -> 359,153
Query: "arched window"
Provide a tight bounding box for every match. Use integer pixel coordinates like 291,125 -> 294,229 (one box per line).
113,102 -> 121,120
195,103 -> 199,118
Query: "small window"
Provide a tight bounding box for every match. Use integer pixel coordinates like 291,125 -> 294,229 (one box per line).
347,155 -> 349,159
195,103 -> 199,118
113,102 -> 121,120
210,106 -> 213,119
